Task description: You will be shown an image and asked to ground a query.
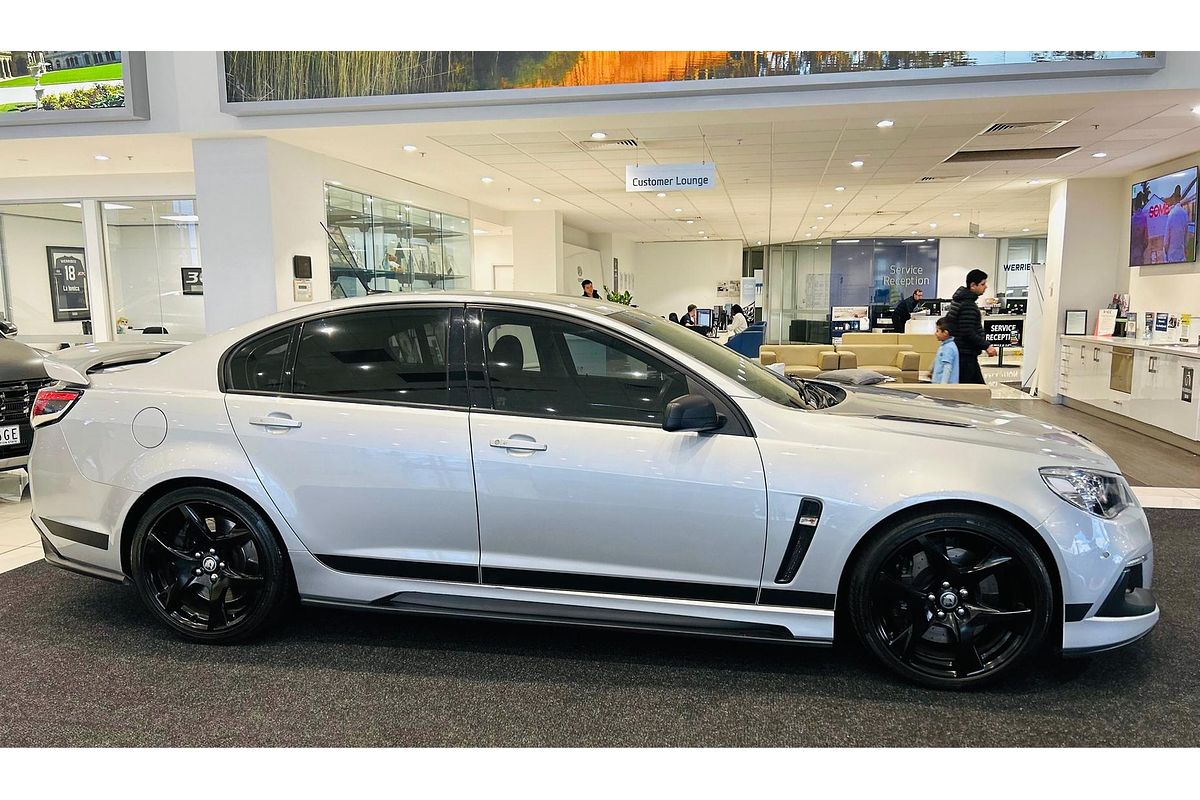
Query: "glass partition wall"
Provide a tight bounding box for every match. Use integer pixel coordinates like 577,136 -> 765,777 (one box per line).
765,242 -> 832,344
0,202 -> 91,347
325,184 -> 471,297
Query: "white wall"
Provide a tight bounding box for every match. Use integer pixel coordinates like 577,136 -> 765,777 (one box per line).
1122,150 -> 1200,317
508,210 -> 563,293
633,240 -> 742,318
470,234 -> 513,291
937,237 -> 999,299
0,212 -> 87,337
563,243 -> 602,296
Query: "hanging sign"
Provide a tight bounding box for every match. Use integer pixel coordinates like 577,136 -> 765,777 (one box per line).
625,162 -> 716,193
45,246 -> 90,322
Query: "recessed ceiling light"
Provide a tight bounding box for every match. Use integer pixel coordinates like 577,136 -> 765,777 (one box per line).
816,217 -> 824,221
103,203 -> 132,210
929,223 -> 937,228
824,203 -> 833,208
591,131 -> 607,139
1023,228 -> 1031,232
1092,152 -> 1107,158
901,239 -> 926,244
850,160 -> 864,168
685,220 -> 694,224
836,239 -> 860,244
674,207 -> 683,213
62,202 -> 82,208
473,228 -> 487,234
481,176 -> 494,184
698,231 -> 705,235
1192,106 -> 1200,115
403,145 -> 418,152
532,197 -> 542,203
1027,179 -> 1042,185
810,225 -> 817,230
952,212 -> 961,217
977,233 -> 986,238
911,230 -> 918,234
160,214 -> 199,223
805,233 -> 812,237
756,240 -> 762,245
94,154 -> 109,161
327,180 -> 342,186
877,120 -> 894,128
835,186 -> 845,192
656,192 -> 666,198
703,235 -> 709,239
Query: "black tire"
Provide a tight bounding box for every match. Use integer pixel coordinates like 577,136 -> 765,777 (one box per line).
130,486 -> 291,643
847,510 -> 1054,689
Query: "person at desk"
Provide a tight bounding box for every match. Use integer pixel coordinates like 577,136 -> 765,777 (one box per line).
581,279 -> 603,299
728,304 -> 749,335
681,304 -> 699,327
891,288 -> 923,333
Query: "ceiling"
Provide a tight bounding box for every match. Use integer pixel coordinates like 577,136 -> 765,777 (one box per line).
4,88 -> 1200,245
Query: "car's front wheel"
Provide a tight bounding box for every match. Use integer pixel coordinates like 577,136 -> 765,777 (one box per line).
130,487 -> 291,642
847,510 -> 1054,689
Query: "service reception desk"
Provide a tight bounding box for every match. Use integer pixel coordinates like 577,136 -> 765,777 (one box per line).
1059,334 -> 1200,451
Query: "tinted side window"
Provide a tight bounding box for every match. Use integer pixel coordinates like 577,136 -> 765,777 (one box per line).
227,327 -> 294,392
293,308 -> 451,405
480,310 -> 690,425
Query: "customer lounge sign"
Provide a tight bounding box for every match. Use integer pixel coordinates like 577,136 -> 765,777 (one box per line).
626,162 -> 716,192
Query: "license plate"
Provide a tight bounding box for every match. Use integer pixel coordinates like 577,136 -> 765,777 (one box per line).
0,425 -> 21,446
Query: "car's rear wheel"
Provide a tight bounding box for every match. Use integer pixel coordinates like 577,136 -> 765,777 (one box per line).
847,511 -> 1054,689
130,487 -> 290,643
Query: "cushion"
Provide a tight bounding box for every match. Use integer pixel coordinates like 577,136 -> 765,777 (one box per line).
814,368 -> 895,386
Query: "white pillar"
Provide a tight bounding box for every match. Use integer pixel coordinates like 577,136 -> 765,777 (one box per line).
508,210 -> 563,294
193,137 -> 331,334
81,200 -> 113,342
1035,178 -> 1127,398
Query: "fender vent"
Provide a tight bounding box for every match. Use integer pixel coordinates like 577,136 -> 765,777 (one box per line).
774,498 -> 823,584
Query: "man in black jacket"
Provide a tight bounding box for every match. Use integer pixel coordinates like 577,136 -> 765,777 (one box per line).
891,288 -> 923,333
945,269 -> 996,385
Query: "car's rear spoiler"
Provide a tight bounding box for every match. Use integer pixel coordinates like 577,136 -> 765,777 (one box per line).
42,341 -> 188,386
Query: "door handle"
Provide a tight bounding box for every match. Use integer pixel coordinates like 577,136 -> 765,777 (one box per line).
490,438 -> 547,452
249,415 -> 302,429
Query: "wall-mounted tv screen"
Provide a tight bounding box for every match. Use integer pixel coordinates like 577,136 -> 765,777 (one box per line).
1130,166 -> 1197,266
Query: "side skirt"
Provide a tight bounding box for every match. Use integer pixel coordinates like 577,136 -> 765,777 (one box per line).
301,591 -> 832,648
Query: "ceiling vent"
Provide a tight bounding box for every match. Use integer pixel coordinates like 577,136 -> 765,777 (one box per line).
917,175 -> 968,183
979,120 -> 1067,136
578,138 -> 639,151
944,146 -> 1079,164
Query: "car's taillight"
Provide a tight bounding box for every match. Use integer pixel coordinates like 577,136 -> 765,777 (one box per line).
31,388 -> 83,428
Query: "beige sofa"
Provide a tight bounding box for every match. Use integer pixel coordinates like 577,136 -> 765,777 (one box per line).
889,383 -> 992,404
835,344 -> 920,382
841,332 -> 940,372
758,344 -> 844,379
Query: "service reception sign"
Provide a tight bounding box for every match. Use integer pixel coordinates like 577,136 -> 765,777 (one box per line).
626,162 -> 716,192
984,318 -> 1024,347
45,246 -> 90,322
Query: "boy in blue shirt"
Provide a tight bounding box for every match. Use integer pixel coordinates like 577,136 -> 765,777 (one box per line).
932,316 -> 960,383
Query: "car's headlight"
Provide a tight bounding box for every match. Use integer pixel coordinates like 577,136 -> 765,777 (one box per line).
1040,467 -> 1136,519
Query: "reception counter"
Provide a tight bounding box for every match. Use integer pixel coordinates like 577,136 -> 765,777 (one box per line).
1058,334 -> 1200,452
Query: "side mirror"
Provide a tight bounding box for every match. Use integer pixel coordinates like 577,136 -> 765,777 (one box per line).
662,393 -> 725,433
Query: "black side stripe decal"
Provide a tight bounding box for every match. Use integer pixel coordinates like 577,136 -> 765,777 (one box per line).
774,497 -> 822,584
315,554 -> 478,583
314,555 -> 837,611
41,518 -> 109,550
483,566 -> 757,604
758,589 -> 837,611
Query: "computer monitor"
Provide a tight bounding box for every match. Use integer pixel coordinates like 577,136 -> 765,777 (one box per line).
696,308 -> 713,328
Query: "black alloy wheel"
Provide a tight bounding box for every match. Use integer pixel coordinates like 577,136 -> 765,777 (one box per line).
130,487 -> 290,642
847,511 -> 1053,689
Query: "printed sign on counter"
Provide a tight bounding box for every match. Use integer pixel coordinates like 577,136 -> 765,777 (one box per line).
984,318 -> 1024,346
1184,366 -> 1194,404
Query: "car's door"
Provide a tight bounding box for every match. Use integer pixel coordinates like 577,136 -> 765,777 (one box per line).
466,306 -> 768,601
224,304 -> 478,580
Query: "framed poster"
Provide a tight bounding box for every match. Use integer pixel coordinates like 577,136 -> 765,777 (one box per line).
181,267 -> 204,295
45,246 -> 90,322
1064,309 -> 1088,335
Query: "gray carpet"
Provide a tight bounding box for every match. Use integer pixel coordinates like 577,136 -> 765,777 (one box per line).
1,509 -> 1196,747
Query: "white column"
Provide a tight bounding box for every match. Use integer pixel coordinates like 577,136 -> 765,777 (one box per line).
81,200 -> 113,342
508,210 -> 563,293
193,138 -> 331,334
1035,178 -> 1127,398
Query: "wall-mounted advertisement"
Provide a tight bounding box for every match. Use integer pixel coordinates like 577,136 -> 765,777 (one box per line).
221,51 -> 1157,107
0,51 -> 146,125
45,246 -> 90,322
1130,166 -> 1197,267
828,238 -> 938,307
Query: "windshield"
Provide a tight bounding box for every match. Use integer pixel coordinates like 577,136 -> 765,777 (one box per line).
611,308 -> 842,410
